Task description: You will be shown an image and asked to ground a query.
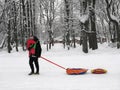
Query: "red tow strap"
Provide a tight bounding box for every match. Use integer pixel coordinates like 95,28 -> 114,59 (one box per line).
41,56 -> 66,70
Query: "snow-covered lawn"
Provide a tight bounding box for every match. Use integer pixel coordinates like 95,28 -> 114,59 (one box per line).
0,43 -> 120,90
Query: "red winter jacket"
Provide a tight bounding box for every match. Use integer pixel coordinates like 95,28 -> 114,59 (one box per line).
27,39 -> 36,56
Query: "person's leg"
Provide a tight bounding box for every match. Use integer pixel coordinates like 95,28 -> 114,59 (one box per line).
34,57 -> 39,74
29,56 -> 34,75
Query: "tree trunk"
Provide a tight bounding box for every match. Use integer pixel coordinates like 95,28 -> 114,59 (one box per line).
70,0 -> 76,48
80,0 -> 88,53
105,0 -> 120,48
64,0 -> 70,50
21,0 -> 26,51
13,1 -> 18,52
82,30 -> 88,53
33,0 -> 36,35
88,0 -> 98,50
5,0 -> 12,53
26,1 -> 31,36
7,20 -> 12,53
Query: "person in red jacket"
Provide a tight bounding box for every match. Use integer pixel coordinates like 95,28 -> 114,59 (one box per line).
27,36 -> 42,75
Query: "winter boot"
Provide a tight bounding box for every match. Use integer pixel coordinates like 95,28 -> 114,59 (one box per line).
34,72 -> 39,75
28,72 -> 34,75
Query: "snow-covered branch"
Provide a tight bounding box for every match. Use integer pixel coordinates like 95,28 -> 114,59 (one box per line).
79,14 -> 89,23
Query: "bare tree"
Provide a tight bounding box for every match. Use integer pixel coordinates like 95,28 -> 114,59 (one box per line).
88,0 -> 98,50
79,0 -> 98,53
13,1 -> 18,52
4,0 -> 13,53
79,0 -> 89,53
38,0 -> 58,50
105,0 -> 120,48
64,0 -> 74,50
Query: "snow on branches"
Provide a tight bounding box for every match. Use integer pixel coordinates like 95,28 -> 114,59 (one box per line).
79,14 -> 89,23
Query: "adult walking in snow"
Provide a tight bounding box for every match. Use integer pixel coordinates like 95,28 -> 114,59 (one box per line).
27,36 -> 42,75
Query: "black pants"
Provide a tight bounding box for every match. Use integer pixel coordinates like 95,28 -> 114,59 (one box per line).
29,56 -> 39,73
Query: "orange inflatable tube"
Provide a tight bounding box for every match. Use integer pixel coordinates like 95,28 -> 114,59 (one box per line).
91,68 -> 107,74
66,68 -> 88,75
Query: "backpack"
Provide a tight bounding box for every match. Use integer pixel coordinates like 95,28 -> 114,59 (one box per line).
35,41 -> 42,57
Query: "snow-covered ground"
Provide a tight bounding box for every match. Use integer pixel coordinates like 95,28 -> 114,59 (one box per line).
0,43 -> 120,90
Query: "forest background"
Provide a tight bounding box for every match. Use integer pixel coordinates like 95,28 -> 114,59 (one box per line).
0,0 -> 120,53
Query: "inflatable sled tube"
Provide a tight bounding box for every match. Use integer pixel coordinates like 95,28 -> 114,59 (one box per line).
66,68 -> 88,75
91,68 -> 107,74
